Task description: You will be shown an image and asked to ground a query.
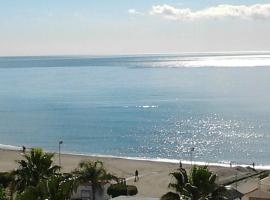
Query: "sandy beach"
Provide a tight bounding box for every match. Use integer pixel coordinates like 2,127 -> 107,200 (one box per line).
0,148 -> 262,198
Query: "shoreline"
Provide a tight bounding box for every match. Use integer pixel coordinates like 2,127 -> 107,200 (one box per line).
1,143 -> 269,170
0,146 -> 266,197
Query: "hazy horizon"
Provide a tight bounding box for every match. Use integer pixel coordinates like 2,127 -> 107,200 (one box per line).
1,51 -> 270,58
1,0 -> 270,56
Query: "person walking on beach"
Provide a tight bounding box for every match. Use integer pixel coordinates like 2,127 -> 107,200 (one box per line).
134,170 -> 139,182
22,145 -> 26,153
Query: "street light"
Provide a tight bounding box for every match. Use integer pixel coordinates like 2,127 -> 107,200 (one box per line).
59,140 -> 63,167
190,147 -> 195,166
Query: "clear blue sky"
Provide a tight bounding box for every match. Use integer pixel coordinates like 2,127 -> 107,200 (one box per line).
1,0 -> 270,55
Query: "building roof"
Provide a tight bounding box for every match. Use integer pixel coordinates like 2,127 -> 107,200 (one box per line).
225,186 -> 244,199
245,189 -> 270,199
260,176 -> 270,186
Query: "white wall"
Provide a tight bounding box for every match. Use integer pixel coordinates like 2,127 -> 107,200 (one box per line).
72,183 -> 111,200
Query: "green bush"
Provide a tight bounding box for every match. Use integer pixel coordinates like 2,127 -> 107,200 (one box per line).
107,184 -> 126,198
107,184 -> 138,198
0,172 -> 12,188
127,185 -> 138,196
0,186 -> 7,200
161,192 -> 180,200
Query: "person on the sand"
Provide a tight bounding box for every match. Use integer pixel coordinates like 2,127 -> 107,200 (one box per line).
22,145 -> 26,153
134,169 -> 139,182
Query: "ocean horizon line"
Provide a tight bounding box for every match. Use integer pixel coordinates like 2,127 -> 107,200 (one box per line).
1,52 -> 270,69
1,50 -> 270,58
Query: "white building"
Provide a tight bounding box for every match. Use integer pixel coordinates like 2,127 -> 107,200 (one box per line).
72,182 -> 111,200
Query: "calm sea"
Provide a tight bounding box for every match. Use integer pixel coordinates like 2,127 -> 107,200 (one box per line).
1,53 -> 270,166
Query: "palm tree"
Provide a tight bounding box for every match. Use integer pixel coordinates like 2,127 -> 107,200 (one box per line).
43,174 -> 78,200
168,167 -> 188,195
12,148 -> 61,193
162,166 -> 227,200
15,184 -> 44,200
16,174 -> 78,200
0,186 -> 7,200
74,160 -> 117,200
187,166 -> 227,200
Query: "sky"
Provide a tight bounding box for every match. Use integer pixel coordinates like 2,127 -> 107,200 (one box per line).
1,0 -> 270,56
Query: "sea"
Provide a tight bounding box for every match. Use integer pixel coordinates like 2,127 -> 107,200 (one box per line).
0,52 -> 270,167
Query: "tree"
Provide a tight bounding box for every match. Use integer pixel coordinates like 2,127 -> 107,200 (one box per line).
74,160 -> 117,200
162,166 -> 227,200
16,174 -> 78,200
12,148 -> 61,193
42,174 -> 78,200
0,186 -> 7,200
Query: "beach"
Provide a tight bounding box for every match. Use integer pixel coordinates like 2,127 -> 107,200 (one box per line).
0,148 -> 262,198
1,1 -> 270,199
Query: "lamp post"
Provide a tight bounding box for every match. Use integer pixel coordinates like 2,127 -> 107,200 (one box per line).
190,147 -> 195,166
59,140 -> 63,167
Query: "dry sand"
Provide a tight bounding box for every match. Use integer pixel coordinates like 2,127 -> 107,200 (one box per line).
0,148 -> 260,198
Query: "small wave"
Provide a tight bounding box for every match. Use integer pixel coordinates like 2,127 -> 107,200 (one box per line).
1,144 -> 270,169
136,105 -> 158,108
61,151 -> 270,170
0,144 -> 22,151
123,105 -> 159,108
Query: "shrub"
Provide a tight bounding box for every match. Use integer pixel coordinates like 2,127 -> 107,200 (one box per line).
0,172 -> 12,188
127,185 -> 138,196
108,184 -> 126,198
161,192 -> 180,200
107,184 -> 138,198
0,186 -> 7,200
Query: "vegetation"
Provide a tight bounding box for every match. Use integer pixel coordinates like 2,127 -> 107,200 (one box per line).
16,174 -> 78,200
161,166 -> 227,200
160,192 -> 180,200
12,148 -> 61,193
9,148 -> 79,200
74,160 -> 117,200
127,185 -> 138,196
0,186 -> 7,200
0,172 -> 13,188
107,184 -> 138,198
0,148 -> 129,200
42,174 -> 78,200
107,184 -> 127,198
